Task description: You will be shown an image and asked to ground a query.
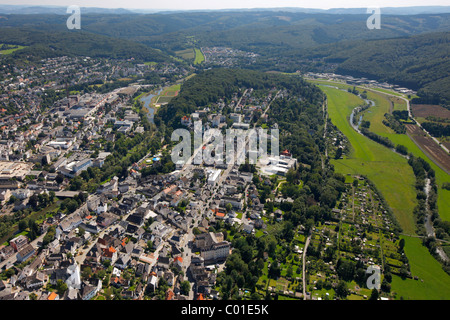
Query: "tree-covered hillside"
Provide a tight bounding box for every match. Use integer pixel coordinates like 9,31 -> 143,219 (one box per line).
155,68 -> 323,130
297,32 -> 450,103
0,27 -> 172,64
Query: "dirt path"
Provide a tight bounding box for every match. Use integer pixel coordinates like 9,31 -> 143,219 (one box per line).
302,234 -> 311,300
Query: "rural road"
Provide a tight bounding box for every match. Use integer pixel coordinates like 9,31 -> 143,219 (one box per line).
302,233 -> 311,300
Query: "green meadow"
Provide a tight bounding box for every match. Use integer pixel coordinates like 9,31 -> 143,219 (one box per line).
391,236 -> 450,300
317,83 -> 450,300
194,48 -> 205,64
358,89 -> 450,222
320,85 -> 418,234
0,44 -> 26,55
175,48 -> 195,61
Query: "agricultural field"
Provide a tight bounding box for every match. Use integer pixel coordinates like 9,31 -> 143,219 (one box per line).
410,104 -> 450,152
0,43 -> 26,55
391,236 -> 450,300
174,48 -> 204,65
411,104 -> 450,120
357,91 -> 450,221
194,48 -> 205,65
305,176 -> 405,300
175,48 -> 195,61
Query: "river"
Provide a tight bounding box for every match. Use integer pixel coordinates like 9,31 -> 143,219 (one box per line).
140,88 -> 162,124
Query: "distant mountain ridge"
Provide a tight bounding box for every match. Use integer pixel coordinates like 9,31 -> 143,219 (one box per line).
0,5 -> 449,15
0,8 -> 448,103
0,5 -> 135,15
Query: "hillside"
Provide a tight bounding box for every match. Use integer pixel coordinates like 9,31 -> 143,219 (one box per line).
0,11 -> 448,101
298,32 -> 450,103
0,27 -> 172,64
1,12 -> 449,54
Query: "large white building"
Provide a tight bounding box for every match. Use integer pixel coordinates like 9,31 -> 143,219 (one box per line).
207,169 -> 221,186
258,154 -> 297,176
194,232 -> 231,264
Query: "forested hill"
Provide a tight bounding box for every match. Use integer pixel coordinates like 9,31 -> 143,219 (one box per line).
1,11 -> 448,102
297,32 -> 450,103
155,68 -> 323,131
0,27 -> 172,64
0,12 -> 449,55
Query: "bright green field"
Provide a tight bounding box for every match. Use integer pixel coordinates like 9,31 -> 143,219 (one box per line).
315,80 -> 450,223
391,236 -> 450,300
318,83 -> 450,299
194,48 -> 205,65
321,85 -> 418,234
357,90 -> 450,222
0,44 -> 26,55
361,90 -> 394,135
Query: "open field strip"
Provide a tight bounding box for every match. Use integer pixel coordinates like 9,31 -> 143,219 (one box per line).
194,48 -> 205,64
310,79 -> 450,222
391,236 -> 450,300
358,89 -> 450,222
316,83 -> 450,300
318,85 -> 417,234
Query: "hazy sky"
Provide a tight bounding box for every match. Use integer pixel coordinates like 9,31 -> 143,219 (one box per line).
0,0 -> 448,10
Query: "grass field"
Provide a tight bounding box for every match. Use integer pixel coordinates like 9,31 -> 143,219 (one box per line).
194,48 -> 205,65
361,90 -> 394,134
175,48 -> 195,61
391,236 -> 450,300
0,44 -> 26,55
320,85 -> 418,234
356,89 -> 450,222
317,83 -> 450,299
313,79 -> 450,223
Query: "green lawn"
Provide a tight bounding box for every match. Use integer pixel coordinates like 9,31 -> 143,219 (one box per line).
391,236 -> 450,300
318,83 -> 450,300
0,44 -> 26,55
320,85 -> 418,234
194,48 -> 205,65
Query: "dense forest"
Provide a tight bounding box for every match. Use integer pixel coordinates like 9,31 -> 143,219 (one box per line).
293,32 -> 450,103
0,27 -> 172,64
155,69 -> 323,131
0,11 -> 448,102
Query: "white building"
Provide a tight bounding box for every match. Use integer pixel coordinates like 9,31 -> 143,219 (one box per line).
65,262 -> 81,290
207,169 -> 221,186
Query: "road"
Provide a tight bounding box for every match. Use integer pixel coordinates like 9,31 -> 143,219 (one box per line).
302,233 -> 311,300
175,88 -> 283,298
0,233 -> 45,271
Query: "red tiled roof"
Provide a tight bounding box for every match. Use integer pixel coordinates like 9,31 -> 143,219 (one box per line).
48,292 -> 58,300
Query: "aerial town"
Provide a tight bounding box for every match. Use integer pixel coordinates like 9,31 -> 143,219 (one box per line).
0,53 -> 433,301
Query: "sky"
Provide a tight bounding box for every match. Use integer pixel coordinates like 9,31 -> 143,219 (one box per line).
0,0 -> 449,11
